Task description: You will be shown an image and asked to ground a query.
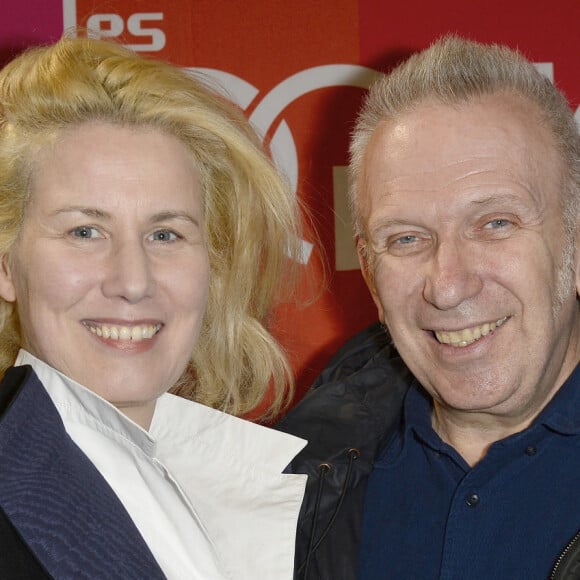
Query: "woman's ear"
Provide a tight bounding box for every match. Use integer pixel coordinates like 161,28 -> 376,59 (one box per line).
0,254 -> 16,303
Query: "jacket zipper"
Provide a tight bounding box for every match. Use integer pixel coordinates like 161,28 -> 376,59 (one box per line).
550,529 -> 580,579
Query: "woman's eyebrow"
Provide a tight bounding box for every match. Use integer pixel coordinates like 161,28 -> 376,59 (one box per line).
48,207 -> 200,227
50,206 -> 111,219
149,211 -> 200,227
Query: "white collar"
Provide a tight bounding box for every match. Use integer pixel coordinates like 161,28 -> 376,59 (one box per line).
15,349 -> 306,468
15,349 -> 308,579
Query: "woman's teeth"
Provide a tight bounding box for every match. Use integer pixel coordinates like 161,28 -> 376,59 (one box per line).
435,317 -> 507,348
84,323 -> 161,341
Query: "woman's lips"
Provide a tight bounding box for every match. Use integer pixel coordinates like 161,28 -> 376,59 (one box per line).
82,321 -> 162,342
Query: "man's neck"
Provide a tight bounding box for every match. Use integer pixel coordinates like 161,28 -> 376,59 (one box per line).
431,405 -> 538,467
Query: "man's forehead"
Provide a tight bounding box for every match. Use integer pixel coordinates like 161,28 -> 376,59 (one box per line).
373,92 -> 548,143
355,93 -> 566,233
362,94 -> 560,185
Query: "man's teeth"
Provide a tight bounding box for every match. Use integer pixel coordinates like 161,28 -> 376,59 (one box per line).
86,323 -> 161,341
435,317 -> 507,348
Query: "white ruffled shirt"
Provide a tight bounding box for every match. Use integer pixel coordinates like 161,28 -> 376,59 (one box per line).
16,350 -> 307,580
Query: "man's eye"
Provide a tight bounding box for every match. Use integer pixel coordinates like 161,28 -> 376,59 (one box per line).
485,218 -> 511,229
395,235 -> 418,245
71,226 -> 100,239
371,229 -> 430,256
381,233 -> 427,256
150,230 -> 179,242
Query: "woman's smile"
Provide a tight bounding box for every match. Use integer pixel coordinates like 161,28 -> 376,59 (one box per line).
0,122 -> 210,427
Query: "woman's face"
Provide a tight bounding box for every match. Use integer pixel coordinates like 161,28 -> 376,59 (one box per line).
0,122 -> 210,428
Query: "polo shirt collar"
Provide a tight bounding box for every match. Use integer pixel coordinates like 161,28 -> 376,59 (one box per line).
405,361 -> 580,447
535,362 -> 580,435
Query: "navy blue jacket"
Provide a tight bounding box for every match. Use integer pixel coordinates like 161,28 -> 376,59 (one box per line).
0,365 -> 166,579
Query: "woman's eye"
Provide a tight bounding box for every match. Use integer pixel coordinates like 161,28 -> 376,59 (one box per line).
150,230 -> 179,242
71,226 -> 101,239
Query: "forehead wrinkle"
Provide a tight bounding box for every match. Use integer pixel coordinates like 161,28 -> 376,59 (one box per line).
367,161 -> 545,209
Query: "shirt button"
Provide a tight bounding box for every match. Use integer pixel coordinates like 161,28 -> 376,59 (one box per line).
466,493 -> 480,507
525,445 -> 537,456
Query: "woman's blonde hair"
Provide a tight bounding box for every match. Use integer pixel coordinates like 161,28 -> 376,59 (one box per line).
0,35 -> 302,419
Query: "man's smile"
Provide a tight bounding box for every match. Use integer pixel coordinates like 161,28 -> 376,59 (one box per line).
434,316 -> 508,348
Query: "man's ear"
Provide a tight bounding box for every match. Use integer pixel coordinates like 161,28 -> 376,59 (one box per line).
356,236 -> 385,323
0,254 -> 16,303
574,224 -> 580,296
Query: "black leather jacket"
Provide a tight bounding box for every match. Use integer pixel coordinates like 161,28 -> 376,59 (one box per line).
277,322 -> 580,580
276,323 -> 410,579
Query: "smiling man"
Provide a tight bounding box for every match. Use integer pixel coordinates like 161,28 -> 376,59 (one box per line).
279,36 -> 580,579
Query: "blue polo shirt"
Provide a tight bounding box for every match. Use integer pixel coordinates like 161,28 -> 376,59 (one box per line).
359,363 -> 580,579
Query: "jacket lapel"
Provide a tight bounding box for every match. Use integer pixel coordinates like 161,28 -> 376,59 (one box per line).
0,365 -> 166,579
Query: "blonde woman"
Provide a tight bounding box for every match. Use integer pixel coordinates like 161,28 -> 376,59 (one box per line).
0,36 -> 306,579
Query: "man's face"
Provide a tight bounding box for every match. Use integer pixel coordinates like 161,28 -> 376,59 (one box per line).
357,94 -> 580,423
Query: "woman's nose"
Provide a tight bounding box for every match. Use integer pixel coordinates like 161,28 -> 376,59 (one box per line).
101,240 -> 156,303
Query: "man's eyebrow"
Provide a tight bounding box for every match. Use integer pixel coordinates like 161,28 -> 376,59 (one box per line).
369,218 -> 413,232
469,192 -> 530,208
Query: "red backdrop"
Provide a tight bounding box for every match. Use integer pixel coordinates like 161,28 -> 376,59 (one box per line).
1,0 -> 579,403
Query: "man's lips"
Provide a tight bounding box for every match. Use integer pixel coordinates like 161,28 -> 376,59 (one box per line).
433,316 -> 508,348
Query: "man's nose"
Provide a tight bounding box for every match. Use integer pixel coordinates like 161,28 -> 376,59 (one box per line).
422,240 -> 483,310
